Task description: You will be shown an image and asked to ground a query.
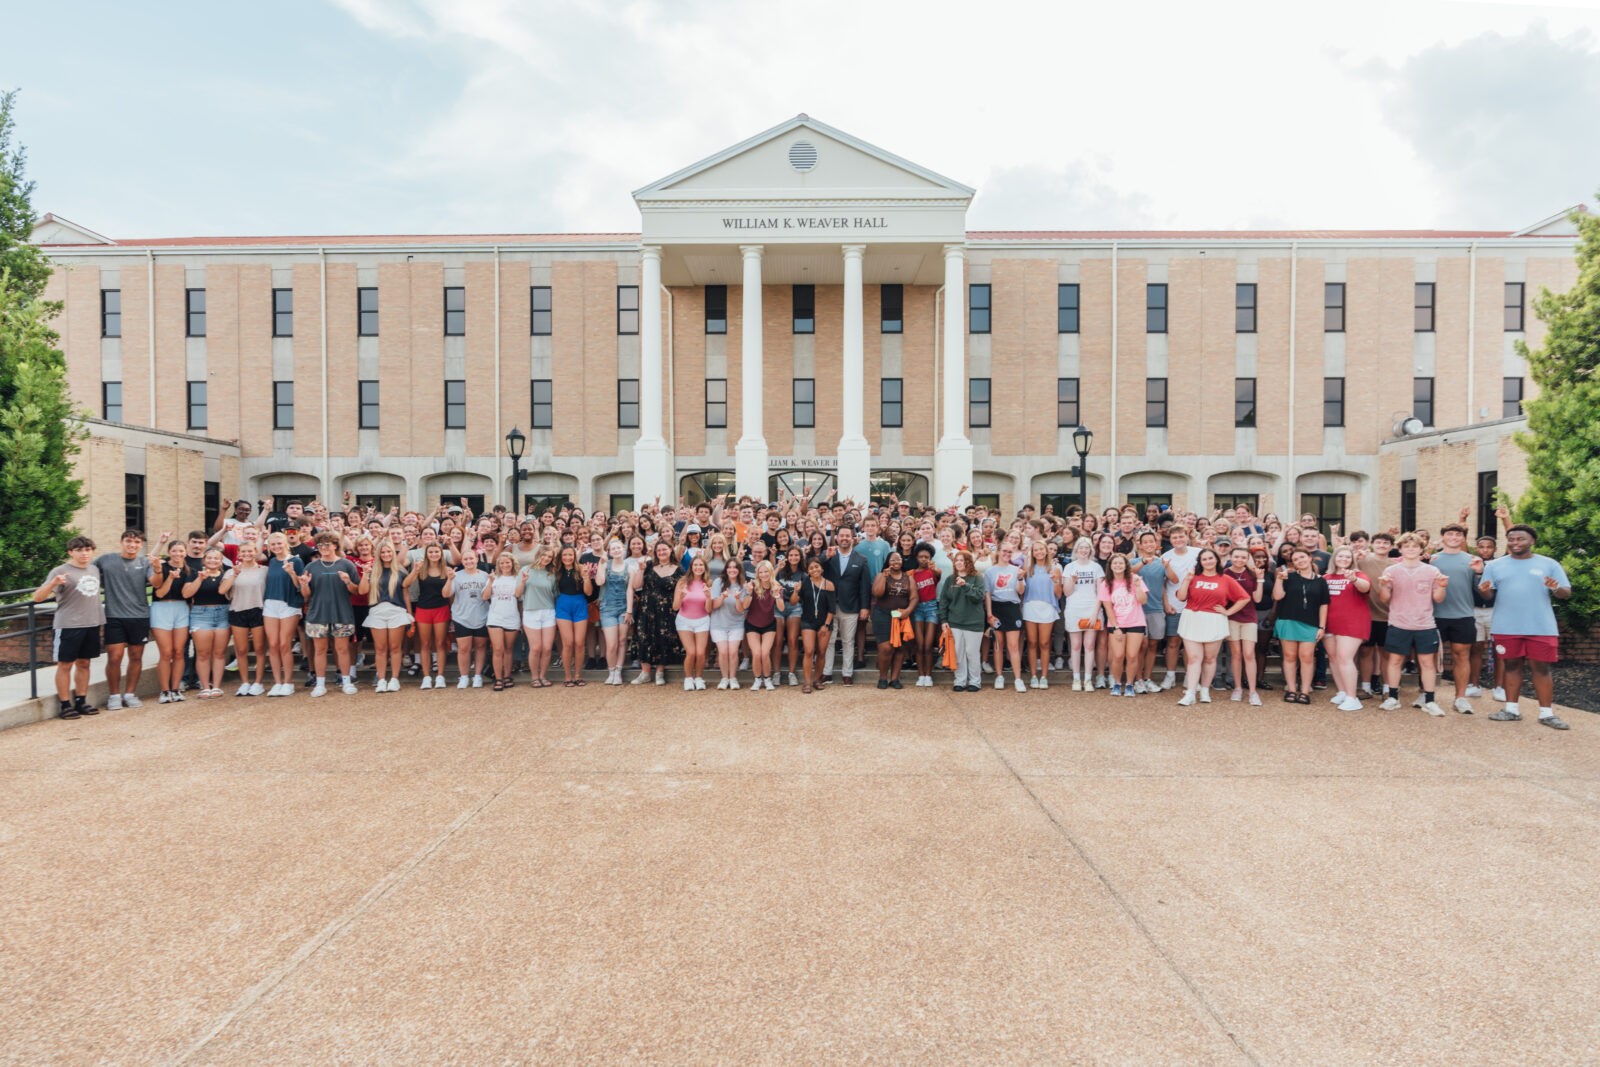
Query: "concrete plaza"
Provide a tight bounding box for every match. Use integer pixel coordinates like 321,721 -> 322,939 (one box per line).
1,681 -> 1596,1064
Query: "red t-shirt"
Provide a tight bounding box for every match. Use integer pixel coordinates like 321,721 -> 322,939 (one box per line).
912,568 -> 939,603
1184,573 -> 1247,615
1224,567 -> 1259,624
1324,572 -> 1372,640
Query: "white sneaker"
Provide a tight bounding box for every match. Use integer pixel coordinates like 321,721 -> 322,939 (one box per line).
788,672 -> 799,687
1177,690 -> 1196,706
685,679 -> 695,691
375,678 -> 388,693
655,672 -> 667,685
1029,675 -> 1040,689
1422,701 -> 1446,717
729,679 -> 740,690
696,677 -> 707,690
1038,676 -> 1049,690
158,691 -> 172,704
1072,677 -> 1083,692
1379,697 -> 1401,711
739,658 -> 751,671
1161,672 -> 1176,690
458,676 -> 470,689
1014,676 -> 1027,693
982,662 -> 995,674
310,683 -> 327,698
1338,696 -> 1364,712
236,684 -> 251,697
632,671 -> 651,685
1095,675 -> 1108,690
1198,688 -> 1211,703
473,674 -> 483,688
1453,697 -> 1474,714
248,683 -> 265,696
433,675 -> 446,690
1360,684 -> 1375,697
122,692 -> 142,708
1330,691 -> 1346,705
717,678 -> 729,690
341,678 -> 358,695
224,658 -> 238,672
106,694 -> 123,710
1051,657 -> 1064,671
1464,685 -> 1484,698
387,678 -> 401,693
994,676 -> 1005,690
766,678 -> 778,690
420,676 -> 433,691
1491,686 -> 1507,702
1231,689 -> 1243,702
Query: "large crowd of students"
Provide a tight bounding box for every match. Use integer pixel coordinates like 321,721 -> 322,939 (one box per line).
33,490 -> 1574,729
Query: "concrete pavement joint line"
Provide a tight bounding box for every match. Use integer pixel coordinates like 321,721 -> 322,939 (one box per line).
170,771 -> 528,1066
952,698 -> 1262,1067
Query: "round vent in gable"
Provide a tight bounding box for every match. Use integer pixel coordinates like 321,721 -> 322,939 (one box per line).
788,140 -> 818,172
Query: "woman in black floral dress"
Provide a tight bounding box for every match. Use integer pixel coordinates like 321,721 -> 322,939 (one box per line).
630,538 -> 685,685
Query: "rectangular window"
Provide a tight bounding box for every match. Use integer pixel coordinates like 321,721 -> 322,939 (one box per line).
1400,480 -> 1417,534
1324,377 -> 1345,427
1301,493 -> 1346,539
1235,283 -> 1257,333
1476,471 -> 1499,541
1503,376 -> 1525,418
530,286 -> 552,335
1504,282 -> 1525,332
792,284 -> 814,334
610,494 -> 635,516
1039,493 -> 1073,518
204,481 -> 220,530
705,285 -> 727,334
125,473 -> 145,534
1213,494 -> 1260,517
881,378 -> 903,428
358,379 -> 380,429
444,379 -> 466,430
101,289 -> 121,338
272,287 -> 293,337
187,380 -> 208,430
705,378 -> 727,428
1126,493 -> 1173,513
273,380 -> 294,430
1058,283 -> 1080,333
443,286 -> 466,336
971,493 -> 1001,512
531,378 -> 553,430
1146,283 -> 1168,333
617,285 -> 638,335
1234,377 -> 1256,427
880,284 -> 903,334
1146,377 -> 1168,427
617,379 -> 639,429
358,287 -> 379,336
102,381 -> 123,422
793,378 -> 815,428
1057,377 -> 1079,427
1414,376 -> 1435,426
1324,282 -> 1345,332
185,288 -> 206,337
969,284 -> 990,334
969,377 -> 991,428
1414,282 -> 1435,332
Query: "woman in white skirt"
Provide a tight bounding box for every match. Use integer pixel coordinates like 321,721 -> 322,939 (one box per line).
1174,548 -> 1251,706
360,540 -> 413,692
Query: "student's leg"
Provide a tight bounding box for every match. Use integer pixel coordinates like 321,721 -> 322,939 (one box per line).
1107,631 -> 1126,685
1418,651 -> 1439,695
1528,659 -> 1556,708
1126,633 -> 1146,686
1181,639 -> 1204,693
334,636 -> 353,678
104,642 -> 126,697
572,620 -> 589,681
556,620 -> 576,680
1296,644 -> 1316,695
1200,640 -> 1221,687
72,658 -> 94,700
53,656 -> 72,702
1280,641 -> 1300,694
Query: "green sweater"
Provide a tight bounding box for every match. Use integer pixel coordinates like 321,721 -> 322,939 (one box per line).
937,572 -> 988,631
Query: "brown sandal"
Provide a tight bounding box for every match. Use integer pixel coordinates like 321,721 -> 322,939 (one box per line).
802,684 -> 813,694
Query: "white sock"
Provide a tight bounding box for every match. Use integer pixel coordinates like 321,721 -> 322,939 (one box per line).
1506,703 -> 1519,714
1539,706 -> 1554,719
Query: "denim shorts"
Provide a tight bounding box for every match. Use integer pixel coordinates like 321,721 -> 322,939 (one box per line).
555,594 -> 589,623
912,600 -> 939,623
188,604 -> 230,632
600,609 -> 627,629
149,600 -> 190,631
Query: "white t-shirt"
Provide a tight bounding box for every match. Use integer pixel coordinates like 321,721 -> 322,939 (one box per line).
1162,547 -> 1197,613
1062,559 -> 1104,617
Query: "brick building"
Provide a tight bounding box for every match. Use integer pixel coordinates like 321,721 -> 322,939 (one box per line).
33,115 -> 1581,544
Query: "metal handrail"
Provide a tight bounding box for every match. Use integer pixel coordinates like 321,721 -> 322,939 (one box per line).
0,588 -> 54,700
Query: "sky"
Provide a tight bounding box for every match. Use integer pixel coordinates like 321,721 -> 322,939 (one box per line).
7,0 -> 1600,239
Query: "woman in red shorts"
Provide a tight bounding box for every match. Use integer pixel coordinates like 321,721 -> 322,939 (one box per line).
1322,546 -> 1372,712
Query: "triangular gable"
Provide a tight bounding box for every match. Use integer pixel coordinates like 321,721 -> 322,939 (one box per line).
1512,204 -> 1587,237
30,213 -> 116,246
634,114 -> 974,203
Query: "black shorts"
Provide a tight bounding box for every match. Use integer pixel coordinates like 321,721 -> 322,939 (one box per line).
801,620 -> 831,633
454,623 -> 488,639
745,620 -> 776,635
990,601 -> 1024,633
1385,626 -> 1440,656
54,626 -> 102,663
1436,617 -> 1475,645
103,617 -> 149,647
228,608 -> 264,629
1363,621 -> 1388,649
1107,625 -> 1147,636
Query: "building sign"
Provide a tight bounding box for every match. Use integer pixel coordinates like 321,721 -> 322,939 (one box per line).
769,457 -> 838,469
722,215 -> 889,231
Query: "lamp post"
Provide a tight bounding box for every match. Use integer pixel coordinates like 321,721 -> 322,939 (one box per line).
1072,425 -> 1093,512
505,426 -> 526,516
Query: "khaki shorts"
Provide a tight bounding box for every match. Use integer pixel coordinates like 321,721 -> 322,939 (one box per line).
1228,619 -> 1259,642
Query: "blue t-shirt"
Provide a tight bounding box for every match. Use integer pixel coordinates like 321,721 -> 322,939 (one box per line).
264,555 -> 305,608
854,537 -> 891,580
1136,556 -> 1169,616
1482,554 -> 1568,637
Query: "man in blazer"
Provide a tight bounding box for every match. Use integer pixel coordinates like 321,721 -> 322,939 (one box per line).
823,526 -> 873,685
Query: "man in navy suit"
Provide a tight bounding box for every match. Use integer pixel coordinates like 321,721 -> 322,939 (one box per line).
823,526 -> 872,685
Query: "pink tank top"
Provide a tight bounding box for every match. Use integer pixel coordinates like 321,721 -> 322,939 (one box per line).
678,580 -> 709,619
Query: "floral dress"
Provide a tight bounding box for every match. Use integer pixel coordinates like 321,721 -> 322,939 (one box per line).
635,566 -> 685,667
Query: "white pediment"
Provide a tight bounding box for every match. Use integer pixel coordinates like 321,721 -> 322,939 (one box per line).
634,115 -> 974,204
30,213 -> 115,246
1512,204 -> 1586,237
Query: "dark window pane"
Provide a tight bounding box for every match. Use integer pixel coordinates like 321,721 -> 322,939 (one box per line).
273,380 -> 294,430
705,285 -> 727,335
1324,282 -> 1345,332
792,284 -> 814,334
186,289 -> 206,337
1146,377 -> 1167,427
444,286 -> 466,336
1234,377 -> 1256,427
1146,283 -> 1167,333
1502,376 -> 1524,418
881,284 -> 903,334
1235,283 -> 1257,333
272,288 -> 293,337
969,377 -> 991,428
1414,282 -> 1435,332
359,380 -> 380,429
618,378 -> 640,429
1413,377 -> 1434,425
187,380 -> 207,430
531,377 -> 553,429
102,289 -> 121,338
103,381 -> 122,422
531,286 -> 552,335
881,377 -> 903,428
1504,282 -> 1525,332
793,378 -> 814,428
1057,377 -> 1079,427
969,284 -> 990,334
358,287 -> 379,336
1058,284 -> 1080,333
444,378 -> 467,429
1323,377 -> 1345,427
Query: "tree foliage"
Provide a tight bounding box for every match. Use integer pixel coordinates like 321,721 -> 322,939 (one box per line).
1514,196 -> 1600,629
0,89 -> 84,591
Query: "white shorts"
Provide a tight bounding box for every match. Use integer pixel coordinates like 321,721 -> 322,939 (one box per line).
1022,601 -> 1061,625
522,609 -> 556,631
711,627 -> 745,644
263,599 -> 302,620
1474,606 -> 1494,643
676,614 -> 711,634
364,601 -> 413,630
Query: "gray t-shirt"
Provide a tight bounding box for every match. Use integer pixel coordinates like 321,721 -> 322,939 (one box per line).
709,577 -> 748,630
1430,549 -> 1477,620
94,552 -> 151,619
302,558 -> 358,626
450,569 -> 491,629
48,563 -> 106,630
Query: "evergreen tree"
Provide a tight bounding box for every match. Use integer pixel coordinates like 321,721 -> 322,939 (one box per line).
1514,196 -> 1600,628
0,89 -> 85,591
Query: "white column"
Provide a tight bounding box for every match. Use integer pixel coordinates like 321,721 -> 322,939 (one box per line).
934,243 -> 973,508
735,245 -> 768,501
837,244 -> 871,502
634,246 -> 672,506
